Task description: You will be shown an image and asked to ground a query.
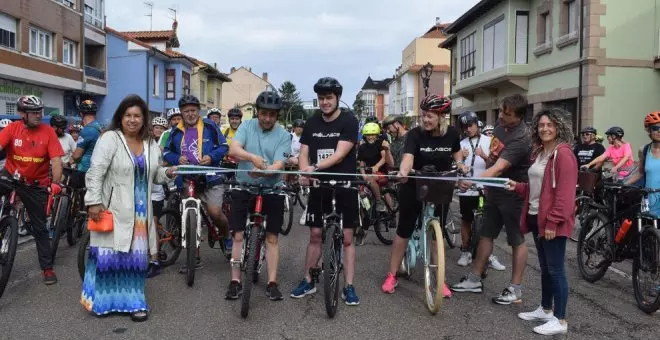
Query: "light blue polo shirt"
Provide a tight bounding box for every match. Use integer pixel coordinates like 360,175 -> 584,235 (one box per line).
233,119 -> 291,188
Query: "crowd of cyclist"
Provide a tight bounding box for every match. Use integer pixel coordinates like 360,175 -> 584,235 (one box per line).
1,73 -> 659,334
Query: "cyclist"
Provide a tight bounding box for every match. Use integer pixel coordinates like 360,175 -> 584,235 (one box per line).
581,126 -> 634,179
626,112 -> 660,216
290,77 -> 361,305
288,119 -> 305,165
452,94 -> 532,305
222,106 -> 243,147
483,124 -> 494,137
381,94 -> 463,296
456,111 -> 505,270
0,95 -> 64,285
159,108 -> 182,149
573,126 -> 605,168
71,100 -> 101,173
70,124 -> 82,144
150,117 -> 168,215
50,115 -> 76,167
358,122 -> 393,213
163,94 -> 230,269
207,107 -> 222,127
224,90 -> 291,301
382,115 -> 408,168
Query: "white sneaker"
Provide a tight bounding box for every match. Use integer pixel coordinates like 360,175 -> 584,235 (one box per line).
533,317 -> 567,336
299,208 -> 307,225
488,255 -> 506,271
518,306 -> 554,321
492,286 -> 522,305
457,252 -> 473,267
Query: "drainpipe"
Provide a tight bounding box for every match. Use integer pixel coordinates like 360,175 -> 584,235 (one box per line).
577,0 -> 585,132
146,48 -> 155,110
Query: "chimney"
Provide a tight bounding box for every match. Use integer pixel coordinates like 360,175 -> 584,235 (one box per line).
213,62 -> 217,69
262,72 -> 268,81
435,17 -> 440,25
230,67 -> 236,73
248,67 -> 252,72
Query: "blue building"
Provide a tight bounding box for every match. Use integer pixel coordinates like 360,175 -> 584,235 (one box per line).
100,25 -> 195,125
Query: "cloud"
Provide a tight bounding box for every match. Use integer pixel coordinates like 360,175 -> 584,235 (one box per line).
106,0 -> 480,103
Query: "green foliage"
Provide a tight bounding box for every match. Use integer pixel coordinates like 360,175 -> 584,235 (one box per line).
278,81 -> 306,124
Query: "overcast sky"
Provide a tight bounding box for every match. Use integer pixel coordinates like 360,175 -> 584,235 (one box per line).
106,0 -> 480,104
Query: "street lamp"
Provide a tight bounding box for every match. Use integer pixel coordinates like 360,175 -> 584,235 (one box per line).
420,62 -> 433,97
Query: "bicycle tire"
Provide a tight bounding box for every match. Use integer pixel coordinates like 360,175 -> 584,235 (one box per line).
185,210 -> 197,287
382,188 -> 399,213
66,197 -> 83,246
632,227 -> 660,314
241,225 -> 260,318
577,211 -> 611,283
323,224 -> 341,318
374,219 -> 394,245
50,196 -> 70,260
424,219 -> 445,314
571,196 -> 590,242
157,209 -> 182,267
77,230 -> 90,281
470,213 -> 483,258
0,216 -> 19,299
442,207 -> 458,249
296,192 -> 307,210
280,195 -> 294,236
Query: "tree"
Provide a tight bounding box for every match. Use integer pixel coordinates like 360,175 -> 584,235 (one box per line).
352,94 -> 366,119
278,81 -> 306,125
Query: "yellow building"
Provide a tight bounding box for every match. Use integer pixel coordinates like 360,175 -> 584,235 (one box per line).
221,66 -> 272,120
190,60 -> 232,123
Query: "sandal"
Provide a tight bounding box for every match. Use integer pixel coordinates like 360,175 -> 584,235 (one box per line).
130,311 -> 148,322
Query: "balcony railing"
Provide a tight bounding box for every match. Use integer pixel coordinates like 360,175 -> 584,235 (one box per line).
85,65 -> 105,80
84,14 -> 104,29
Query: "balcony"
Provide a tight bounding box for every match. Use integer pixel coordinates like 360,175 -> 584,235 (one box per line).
85,65 -> 105,80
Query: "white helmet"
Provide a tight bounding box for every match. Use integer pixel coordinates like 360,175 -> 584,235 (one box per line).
483,125 -> 494,133
167,108 -> 181,120
0,119 -> 12,128
152,116 -> 168,128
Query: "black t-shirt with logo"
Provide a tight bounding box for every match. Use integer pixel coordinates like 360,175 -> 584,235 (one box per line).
403,126 -> 461,172
486,121 -> 532,198
574,142 -> 606,167
300,109 -> 358,180
358,139 -> 385,169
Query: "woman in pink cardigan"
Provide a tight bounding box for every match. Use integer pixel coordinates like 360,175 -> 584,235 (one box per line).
505,108 -> 577,336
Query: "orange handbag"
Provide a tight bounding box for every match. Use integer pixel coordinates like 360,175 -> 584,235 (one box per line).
87,189 -> 114,233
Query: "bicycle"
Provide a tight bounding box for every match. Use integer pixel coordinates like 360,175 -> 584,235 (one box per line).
577,182 -> 660,313
466,186 -> 486,258
308,179 -> 368,318
572,169 -> 607,242
50,168 -> 87,260
0,173 -> 21,299
356,168 -> 399,245
397,168 -> 454,314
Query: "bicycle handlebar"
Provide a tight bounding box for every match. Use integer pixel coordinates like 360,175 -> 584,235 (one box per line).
305,179 -> 369,189
603,182 -> 660,195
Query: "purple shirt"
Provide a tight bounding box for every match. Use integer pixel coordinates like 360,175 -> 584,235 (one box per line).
182,127 -> 200,165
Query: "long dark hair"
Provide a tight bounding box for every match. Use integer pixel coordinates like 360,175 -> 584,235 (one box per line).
108,94 -> 151,140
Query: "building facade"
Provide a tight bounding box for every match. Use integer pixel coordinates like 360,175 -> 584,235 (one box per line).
0,0 -> 106,120
189,60 -> 231,124
220,67 -> 271,120
357,76 -> 392,120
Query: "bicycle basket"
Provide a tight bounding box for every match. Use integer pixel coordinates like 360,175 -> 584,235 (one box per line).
619,186 -> 644,208
578,171 -> 599,195
415,171 -> 456,205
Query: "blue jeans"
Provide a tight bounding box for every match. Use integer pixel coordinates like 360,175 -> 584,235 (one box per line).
528,214 -> 569,319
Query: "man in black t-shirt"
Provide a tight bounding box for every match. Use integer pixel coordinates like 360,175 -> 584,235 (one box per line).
573,126 -> 605,168
290,77 -> 362,306
452,94 -> 532,305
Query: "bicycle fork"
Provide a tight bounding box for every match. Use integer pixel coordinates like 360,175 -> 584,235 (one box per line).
181,197 -> 202,249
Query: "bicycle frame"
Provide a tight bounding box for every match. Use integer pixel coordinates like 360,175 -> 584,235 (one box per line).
180,179 -> 202,250
407,201 -> 436,270
238,189 -> 267,274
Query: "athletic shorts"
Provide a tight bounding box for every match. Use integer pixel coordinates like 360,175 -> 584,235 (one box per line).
459,196 -> 479,223
480,193 -> 524,247
152,199 -> 164,218
305,187 -> 359,229
228,190 -> 284,235
200,185 -> 224,208
397,182 -> 449,239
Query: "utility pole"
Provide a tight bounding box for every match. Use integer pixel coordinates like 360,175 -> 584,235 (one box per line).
168,6 -> 178,21
144,2 -> 153,30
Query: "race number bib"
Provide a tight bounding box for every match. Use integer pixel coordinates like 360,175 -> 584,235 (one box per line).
317,148 -> 335,161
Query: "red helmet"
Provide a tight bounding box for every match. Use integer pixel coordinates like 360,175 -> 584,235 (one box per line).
420,94 -> 451,113
644,111 -> 660,128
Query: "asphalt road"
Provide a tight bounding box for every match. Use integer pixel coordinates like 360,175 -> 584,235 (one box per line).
1,200 -> 659,340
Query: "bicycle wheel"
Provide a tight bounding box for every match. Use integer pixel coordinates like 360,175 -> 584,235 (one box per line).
185,210 -> 197,287
156,209 -> 182,267
382,188 -> 399,213
470,213 -> 483,258
0,216 -> 19,299
374,218 -> 395,245
296,191 -> 307,210
571,196 -> 590,242
442,206 -> 459,249
241,225 -> 260,318
577,211 -> 611,283
50,196 -> 70,259
323,224 -> 341,318
280,194 -> 294,236
632,227 -> 660,314
77,230 -> 90,281
424,220 -> 445,314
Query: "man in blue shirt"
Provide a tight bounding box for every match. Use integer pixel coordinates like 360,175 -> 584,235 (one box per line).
224,90 -> 291,302
71,100 -> 102,173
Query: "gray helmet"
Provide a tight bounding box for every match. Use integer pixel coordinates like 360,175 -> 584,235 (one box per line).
605,126 -> 624,138
581,126 -> 597,134
17,95 -> 44,112
313,77 -> 343,97
459,111 -> 479,127
293,119 -> 305,128
178,94 -> 201,109
255,90 -> 283,110
382,115 -> 404,127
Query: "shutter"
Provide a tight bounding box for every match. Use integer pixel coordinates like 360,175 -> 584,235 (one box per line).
0,13 -> 16,33
515,13 -> 529,64
483,25 -> 494,72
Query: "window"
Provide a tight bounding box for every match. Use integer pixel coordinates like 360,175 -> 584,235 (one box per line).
63,40 -> 77,66
166,69 -> 176,99
0,13 -> 17,49
153,64 -> 159,96
483,17 -> 506,72
200,80 -> 206,102
55,0 -> 76,8
84,0 -> 104,28
567,0 -> 577,34
540,13 -> 551,44
182,71 -> 191,95
460,32 -> 476,80
515,12 -> 529,64
216,89 -> 221,106
29,27 -> 53,59
5,102 -> 16,115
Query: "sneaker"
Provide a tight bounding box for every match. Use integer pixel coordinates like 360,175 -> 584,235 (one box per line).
443,283 -> 453,298
355,228 -> 366,246
457,251 -> 472,267
224,238 -> 233,251
43,268 -> 57,285
518,306 -> 554,321
488,255 -> 506,271
178,257 -> 204,274
492,286 -> 522,305
450,275 -> 483,293
533,317 -> 567,336
342,285 -> 360,305
266,282 -> 284,301
381,272 -> 398,294
146,261 -> 162,278
299,210 -> 307,226
225,280 -> 242,300
290,279 -> 316,298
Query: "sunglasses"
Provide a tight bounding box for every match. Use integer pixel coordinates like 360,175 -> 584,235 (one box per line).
581,132 -> 593,136
650,125 -> 660,132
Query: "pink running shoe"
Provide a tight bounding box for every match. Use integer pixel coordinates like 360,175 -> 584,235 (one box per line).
443,282 -> 453,298
381,272 -> 398,294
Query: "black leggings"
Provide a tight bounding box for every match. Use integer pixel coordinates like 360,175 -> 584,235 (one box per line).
396,182 -> 449,239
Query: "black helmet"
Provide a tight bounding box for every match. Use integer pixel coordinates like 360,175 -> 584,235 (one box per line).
605,126 -> 624,138
459,111 -> 479,127
313,77 -> 343,97
50,115 -> 68,128
382,115 -> 404,127
365,116 -> 378,124
227,107 -> 243,118
293,119 -> 305,128
178,94 -> 201,109
17,95 -> 44,112
78,99 -> 97,113
255,90 -> 283,110
581,126 -> 597,134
